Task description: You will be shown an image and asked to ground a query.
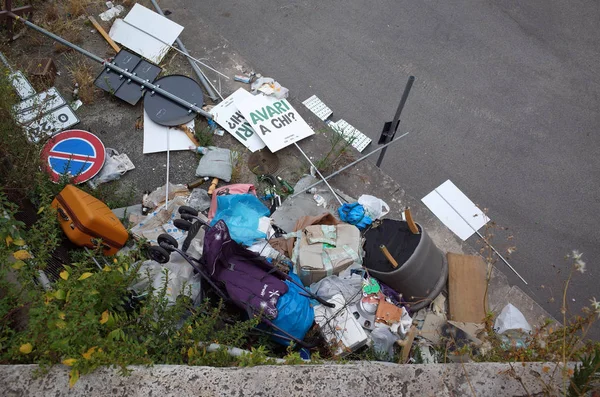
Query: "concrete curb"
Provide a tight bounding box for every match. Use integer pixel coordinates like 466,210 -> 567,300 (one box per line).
0,362 -> 573,396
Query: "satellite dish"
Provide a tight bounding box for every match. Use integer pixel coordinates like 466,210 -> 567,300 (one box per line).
144,74 -> 204,126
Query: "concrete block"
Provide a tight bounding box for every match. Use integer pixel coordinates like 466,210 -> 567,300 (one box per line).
0,362 -> 575,397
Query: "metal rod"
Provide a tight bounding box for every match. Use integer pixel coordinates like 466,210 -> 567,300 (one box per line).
291,132 -> 410,197
0,52 -> 14,72
120,19 -> 229,80
84,247 -> 103,270
165,128 -> 170,208
433,189 -> 528,285
376,76 -> 415,168
294,142 -> 343,206
148,0 -> 219,101
11,14 -> 214,120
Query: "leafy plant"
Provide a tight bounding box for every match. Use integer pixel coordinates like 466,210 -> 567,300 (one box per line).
569,346 -> 600,396
194,124 -> 214,147
314,127 -> 356,172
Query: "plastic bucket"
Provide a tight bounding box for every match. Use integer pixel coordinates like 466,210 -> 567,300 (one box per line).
363,219 -> 447,312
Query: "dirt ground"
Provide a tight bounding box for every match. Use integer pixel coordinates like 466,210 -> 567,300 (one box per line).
1,0 -> 344,209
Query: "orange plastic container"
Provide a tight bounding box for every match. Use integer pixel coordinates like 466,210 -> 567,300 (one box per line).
51,185 -> 128,256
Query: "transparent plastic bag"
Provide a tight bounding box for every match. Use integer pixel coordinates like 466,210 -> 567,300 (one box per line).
371,326 -> 399,361
210,194 -> 270,246
358,195 -> 390,219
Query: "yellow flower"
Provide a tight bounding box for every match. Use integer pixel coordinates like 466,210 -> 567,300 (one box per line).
62,358 -> 77,366
82,346 -> 98,360
13,250 -> 32,260
99,310 -> 109,324
11,260 -> 25,270
19,343 -> 33,354
78,272 -> 93,280
69,369 -> 79,388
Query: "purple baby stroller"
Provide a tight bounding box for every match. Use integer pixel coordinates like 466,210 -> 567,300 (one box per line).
147,206 -> 335,348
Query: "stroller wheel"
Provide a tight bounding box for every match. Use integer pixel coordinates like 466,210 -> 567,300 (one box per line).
178,205 -> 199,217
174,218 -> 192,231
149,246 -> 171,264
181,213 -> 196,222
158,233 -> 178,250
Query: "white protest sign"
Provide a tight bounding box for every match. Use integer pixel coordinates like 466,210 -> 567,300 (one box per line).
235,94 -> 315,153
209,88 -> 265,152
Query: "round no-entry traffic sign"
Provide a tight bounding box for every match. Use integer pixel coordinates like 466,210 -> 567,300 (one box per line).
40,130 -> 106,183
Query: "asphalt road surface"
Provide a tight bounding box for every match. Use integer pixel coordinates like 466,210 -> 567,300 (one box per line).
174,0 -> 600,332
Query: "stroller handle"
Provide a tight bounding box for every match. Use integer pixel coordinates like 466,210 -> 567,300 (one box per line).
313,295 -> 336,308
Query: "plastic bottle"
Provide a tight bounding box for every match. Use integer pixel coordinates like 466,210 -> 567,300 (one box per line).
189,146 -> 209,155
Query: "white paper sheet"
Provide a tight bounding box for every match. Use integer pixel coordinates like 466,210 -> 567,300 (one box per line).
421,180 -> 490,241
143,110 -> 194,154
209,88 -> 266,152
235,93 -> 314,153
109,4 -> 183,63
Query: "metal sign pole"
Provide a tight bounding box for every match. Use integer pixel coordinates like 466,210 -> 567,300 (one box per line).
433,189 -> 528,285
376,76 -> 415,168
293,143 -> 344,206
119,18 -> 229,80
149,0 -> 219,101
10,14 -> 214,120
291,132 -> 410,197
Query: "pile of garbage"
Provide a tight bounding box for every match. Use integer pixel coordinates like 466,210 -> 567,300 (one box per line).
3,1 -> 534,363
125,179 -> 440,360
50,174 -> 534,362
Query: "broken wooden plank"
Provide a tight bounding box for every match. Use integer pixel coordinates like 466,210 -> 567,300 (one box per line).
397,324 -> 417,364
89,16 -> 121,53
447,252 -> 487,323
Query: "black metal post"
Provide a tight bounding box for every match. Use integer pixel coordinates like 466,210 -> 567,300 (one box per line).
376,76 -> 415,168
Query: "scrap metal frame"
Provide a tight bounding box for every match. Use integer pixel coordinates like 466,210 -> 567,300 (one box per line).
0,0 -> 32,38
148,0 -> 220,101
10,14 -> 213,119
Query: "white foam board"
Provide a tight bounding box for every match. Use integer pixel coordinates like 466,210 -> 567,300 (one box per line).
143,110 -> 195,154
109,4 -> 183,63
422,179 -> 490,241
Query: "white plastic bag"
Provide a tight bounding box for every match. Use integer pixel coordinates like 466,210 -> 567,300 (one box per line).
310,274 -> 363,304
131,257 -> 202,307
358,195 -> 390,220
251,77 -> 289,99
494,303 -> 532,334
494,304 -> 532,349
370,326 -> 399,361
88,148 -> 135,189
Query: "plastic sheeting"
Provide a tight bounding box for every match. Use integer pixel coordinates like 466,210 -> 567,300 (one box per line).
371,326 -> 400,361
310,273 -> 363,305
358,195 -> 390,220
210,194 -> 270,246
271,272 -> 315,346
195,147 -> 233,182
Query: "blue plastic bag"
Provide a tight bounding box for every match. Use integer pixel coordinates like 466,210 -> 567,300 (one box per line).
338,202 -> 372,229
271,271 -> 315,346
210,194 -> 270,246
